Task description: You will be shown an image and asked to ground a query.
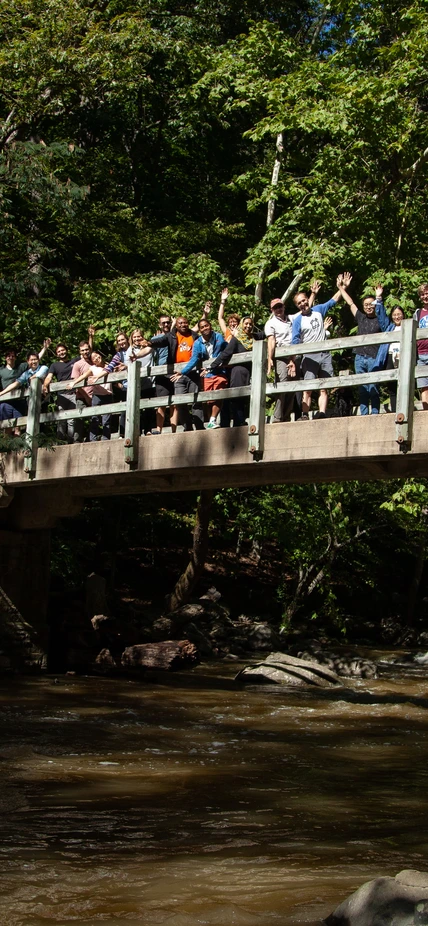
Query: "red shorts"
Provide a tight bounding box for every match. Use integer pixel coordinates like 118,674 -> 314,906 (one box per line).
203,375 -> 228,392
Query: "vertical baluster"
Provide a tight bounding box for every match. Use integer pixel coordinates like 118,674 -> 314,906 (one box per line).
395,318 -> 417,450
124,360 -> 141,466
24,378 -> 42,478
248,339 -> 267,456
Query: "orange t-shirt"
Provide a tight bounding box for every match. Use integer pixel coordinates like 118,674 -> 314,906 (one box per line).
175,333 -> 194,363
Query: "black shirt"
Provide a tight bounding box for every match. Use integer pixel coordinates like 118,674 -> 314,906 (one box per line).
48,357 -> 79,383
354,310 -> 381,359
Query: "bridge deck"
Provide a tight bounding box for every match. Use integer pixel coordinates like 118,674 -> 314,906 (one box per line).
3,414 -> 428,500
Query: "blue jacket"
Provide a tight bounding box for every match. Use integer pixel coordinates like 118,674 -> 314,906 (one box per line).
181,332 -> 228,377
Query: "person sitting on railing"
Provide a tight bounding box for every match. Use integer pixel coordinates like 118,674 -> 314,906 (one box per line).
291,277 -> 345,419
124,329 -> 154,435
208,316 -> 265,427
372,305 -> 405,413
42,343 -> 81,443
337,276 -> 388,416
68,349 -> 113,441
149,317 -> 203,432
218,288 -> 240,342
413,284 -> 428,411
265,297 -> 301,423
0,350 -> 49,404
173,319 -> 227,429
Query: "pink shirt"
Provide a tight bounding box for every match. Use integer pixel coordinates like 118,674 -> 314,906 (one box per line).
71,359 -> 93,404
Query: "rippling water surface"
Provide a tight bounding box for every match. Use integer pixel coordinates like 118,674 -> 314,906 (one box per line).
1,655 -> 428,925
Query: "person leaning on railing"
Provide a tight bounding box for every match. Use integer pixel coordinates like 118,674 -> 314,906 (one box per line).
413,283 -> 428,411
0,350 -> 49,428
372,305 -> 405,413
208,316 -> 265,427
43,343 -> 80,443
290,276 -> 346,419
337,275 -> 388,416
173,318 -> 227,428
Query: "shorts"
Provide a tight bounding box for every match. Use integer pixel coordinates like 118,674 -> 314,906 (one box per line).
155,375 -> 174,398
302,352 -> 333,381
416,354 -> 428,390
202,375 -> 228,392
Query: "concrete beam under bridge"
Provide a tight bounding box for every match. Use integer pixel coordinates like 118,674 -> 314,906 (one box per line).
2,416 -> 428,512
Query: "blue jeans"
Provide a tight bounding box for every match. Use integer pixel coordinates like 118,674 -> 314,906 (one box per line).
354,354 -> 379,415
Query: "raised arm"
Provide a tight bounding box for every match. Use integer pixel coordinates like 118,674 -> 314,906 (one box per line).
218,288 -> 229,336
191,302 -> 211,333
336,272 -> 358,316
38,338 -> 52,360
309,280 -> 321,309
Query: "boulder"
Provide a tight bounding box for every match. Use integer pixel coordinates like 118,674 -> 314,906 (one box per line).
324,869 -> 428,926
289,641 -> 377,678
235,651 -> 342,688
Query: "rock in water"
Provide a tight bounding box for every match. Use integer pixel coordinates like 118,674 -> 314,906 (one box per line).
235,652 -> 342,688
324,869 -> 428,925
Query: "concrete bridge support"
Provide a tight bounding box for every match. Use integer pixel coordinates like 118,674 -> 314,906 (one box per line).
0,488 -> 83,664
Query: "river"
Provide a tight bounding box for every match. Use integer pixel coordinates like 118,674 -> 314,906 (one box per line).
1,654 -> 427,925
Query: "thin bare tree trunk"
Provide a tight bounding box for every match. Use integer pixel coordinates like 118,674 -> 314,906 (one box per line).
255,133 -> 283,305
165,490 -> 214,613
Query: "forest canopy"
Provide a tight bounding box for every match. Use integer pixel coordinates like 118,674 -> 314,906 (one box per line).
0,0 -> 427,350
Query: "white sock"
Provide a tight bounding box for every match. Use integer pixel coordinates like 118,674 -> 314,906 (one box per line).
209,416 -> 216,423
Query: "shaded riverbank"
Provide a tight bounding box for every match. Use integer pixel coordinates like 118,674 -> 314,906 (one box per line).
1,656 -> 428,924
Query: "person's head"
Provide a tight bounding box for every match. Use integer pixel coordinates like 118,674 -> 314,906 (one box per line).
198,319 -> 213,341
115,332 -> 129,350
55,343 -> 68,360
390,306 -> 404,326
418,284 -> 428,304
79,341 -> 91,361
4,348 -> 17,366
175,317 -> 190,334
270,298 -> 285,317
159,315 -> 172,332
362,296 -> 376,317
227,314 -> 240,332
130,328 -> 143,345
293,292 -> 310,315
91,350 -> 104,366
27,351 -> 39,369
241,316 -> 254,335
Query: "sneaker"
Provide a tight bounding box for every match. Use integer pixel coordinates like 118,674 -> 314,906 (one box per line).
206,421 -> 220,429
299,413 -> 309,420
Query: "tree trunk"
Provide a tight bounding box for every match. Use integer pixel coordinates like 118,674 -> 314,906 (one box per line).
165,490 -> 214,613
255,133 -> 283,305
121,640 -> 199,671
406,538 -> 426,625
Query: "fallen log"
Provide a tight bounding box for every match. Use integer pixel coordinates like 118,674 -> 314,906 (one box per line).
121,640 -> 200,671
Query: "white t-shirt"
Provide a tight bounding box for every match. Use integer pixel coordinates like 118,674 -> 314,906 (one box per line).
298,310 -> 326,344
264,313 -> 298,346
125,346 -> 152,368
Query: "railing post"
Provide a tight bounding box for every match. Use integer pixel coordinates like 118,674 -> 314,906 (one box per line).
24,377 -> 42,479
396,318 -> 417,451
248,339 -> 267,457
124,360 -> 141,466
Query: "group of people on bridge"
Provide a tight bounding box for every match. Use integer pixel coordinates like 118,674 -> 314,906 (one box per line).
1,278 -> 428,442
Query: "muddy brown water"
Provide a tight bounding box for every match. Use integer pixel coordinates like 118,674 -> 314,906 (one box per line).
1,653 -> 428,925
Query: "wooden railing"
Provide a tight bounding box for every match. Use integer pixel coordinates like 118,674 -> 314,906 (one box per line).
0,318 -> 425,478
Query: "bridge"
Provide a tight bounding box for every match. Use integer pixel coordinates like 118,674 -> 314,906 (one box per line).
1,318 -> 427,638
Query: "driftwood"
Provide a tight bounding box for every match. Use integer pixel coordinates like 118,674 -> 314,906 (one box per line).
121,640 -> 199,671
